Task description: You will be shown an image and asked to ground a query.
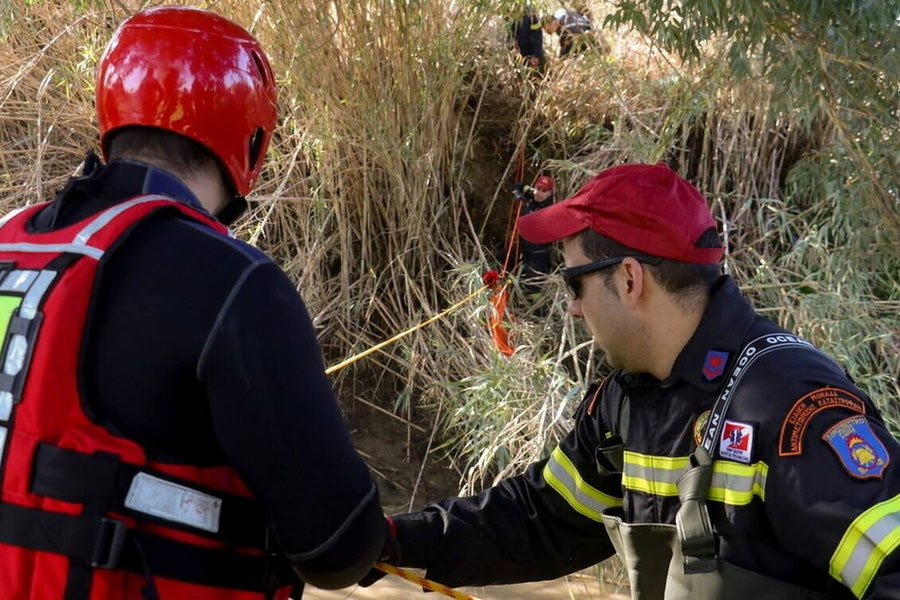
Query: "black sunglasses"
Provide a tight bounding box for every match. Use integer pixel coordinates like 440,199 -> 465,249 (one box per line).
563,255 -> 662,300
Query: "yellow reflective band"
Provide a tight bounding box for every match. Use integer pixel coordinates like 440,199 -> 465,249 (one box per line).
625,451 -> 689,471
708,461 -> 768,505
622,451 -> 686,496
543,446 -> 622,521
0,295 -> 23,342
622,451 -> 767,506
830,491 -> 900,598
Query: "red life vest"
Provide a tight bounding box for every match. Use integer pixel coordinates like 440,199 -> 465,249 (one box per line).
0,196 -> 295,600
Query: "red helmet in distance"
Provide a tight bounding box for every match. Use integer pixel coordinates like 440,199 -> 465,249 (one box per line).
96,7 -> 278,196
534,175 -> 555,192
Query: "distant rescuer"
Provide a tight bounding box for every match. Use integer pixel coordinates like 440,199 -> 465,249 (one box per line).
0,6 -> 387,599
514,5 -> 546,69
365,163 -> 900,598
513,175 -> 556,290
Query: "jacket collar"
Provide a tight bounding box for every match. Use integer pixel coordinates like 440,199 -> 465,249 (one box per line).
616,276 -> 757,392
662,276 -> 757,391
93,159 -> 205,211
33,154 -> 214,231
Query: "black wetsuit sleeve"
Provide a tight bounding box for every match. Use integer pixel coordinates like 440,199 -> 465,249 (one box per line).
390,387 -> 619,587
198,261 -> 385,589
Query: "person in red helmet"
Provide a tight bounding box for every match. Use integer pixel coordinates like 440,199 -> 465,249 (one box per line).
513,175 -> 556,292
0,7 -> 387,600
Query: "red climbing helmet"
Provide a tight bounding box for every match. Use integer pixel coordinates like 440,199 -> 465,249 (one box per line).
534,175 -> 555,192
96,7 -> 278,196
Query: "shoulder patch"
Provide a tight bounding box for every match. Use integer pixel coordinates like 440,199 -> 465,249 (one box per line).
702,350 -> 730,381
719,420 -> 754,463
779,387 -> 866,456
823,415 -> 889,480
693,410 -> 711,446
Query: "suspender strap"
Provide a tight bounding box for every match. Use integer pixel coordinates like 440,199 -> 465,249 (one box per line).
675,446 -> 716,573
0,502 -> 294,591
676,333 -> 831,572
697,334 -> 826,456
31,443 -> 269,548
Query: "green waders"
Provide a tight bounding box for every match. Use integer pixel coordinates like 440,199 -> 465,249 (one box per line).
599,446 -> 829,599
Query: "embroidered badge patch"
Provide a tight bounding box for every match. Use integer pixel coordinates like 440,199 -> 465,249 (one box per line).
719,420 -> 754,463
702,350 -> 730,381
779,387 -> 866,456
693,410 -> 711,446
823,415 -> 889,479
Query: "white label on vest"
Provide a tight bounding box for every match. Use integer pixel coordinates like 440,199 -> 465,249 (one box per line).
125,472 -> 222,533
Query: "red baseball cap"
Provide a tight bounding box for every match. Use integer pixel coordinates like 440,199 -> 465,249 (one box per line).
534,175 -> 554,192
517,163 -> 723,264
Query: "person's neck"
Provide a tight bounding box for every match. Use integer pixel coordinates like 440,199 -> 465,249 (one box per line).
644,294 -> 708,381
181,171 -> 229,216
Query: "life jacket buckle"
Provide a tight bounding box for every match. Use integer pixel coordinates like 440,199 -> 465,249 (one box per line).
91,517 -> 128,569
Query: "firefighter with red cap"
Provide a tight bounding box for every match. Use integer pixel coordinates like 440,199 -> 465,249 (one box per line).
366,163 -> 900,598
0,7 -> 387,599
512,175 -> 556,292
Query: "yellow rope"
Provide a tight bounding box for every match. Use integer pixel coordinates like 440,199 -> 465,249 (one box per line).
374,562 -> 482,600
325,284 -> 489,598
324,285 -> 487,375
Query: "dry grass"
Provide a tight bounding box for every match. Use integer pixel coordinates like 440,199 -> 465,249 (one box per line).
1,2 -> 897,594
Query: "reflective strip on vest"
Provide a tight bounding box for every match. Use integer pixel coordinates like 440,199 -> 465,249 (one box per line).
0,269 -> 57,471
622,451 -> 768,505
0,196 -> 178,261
73,196 -> 170,246
0,243 -> 103,260
830,491 -> 900,598
543,446 -> 623,521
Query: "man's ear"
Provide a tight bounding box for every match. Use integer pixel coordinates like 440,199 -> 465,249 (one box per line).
619,257 -> 645,305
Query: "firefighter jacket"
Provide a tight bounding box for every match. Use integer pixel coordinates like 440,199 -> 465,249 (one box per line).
0,195 -> 296,599
393,276 -> 900,599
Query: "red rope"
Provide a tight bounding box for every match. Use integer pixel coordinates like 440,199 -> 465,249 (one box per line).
500,148 -> 527,276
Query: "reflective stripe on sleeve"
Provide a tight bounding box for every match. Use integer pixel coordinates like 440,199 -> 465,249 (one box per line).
622,451 -> 767,505
830,492 -> 900,598
707,460 -> 768,505
542,446 -> 623,521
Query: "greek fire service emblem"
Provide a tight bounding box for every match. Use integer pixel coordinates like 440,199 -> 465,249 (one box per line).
823,415 -> 889,479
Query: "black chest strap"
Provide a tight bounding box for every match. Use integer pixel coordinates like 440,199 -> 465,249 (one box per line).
31,443 -> 269,548
0,502 -> 294,590
0,443 -> 297,599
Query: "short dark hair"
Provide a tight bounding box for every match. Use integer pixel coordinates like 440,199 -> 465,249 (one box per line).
578,229 -> 721,296
105,126 -> 232,192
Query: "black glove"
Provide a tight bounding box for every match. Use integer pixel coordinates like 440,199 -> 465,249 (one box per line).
357,517 -> 401,587
512,182 -> 534,203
